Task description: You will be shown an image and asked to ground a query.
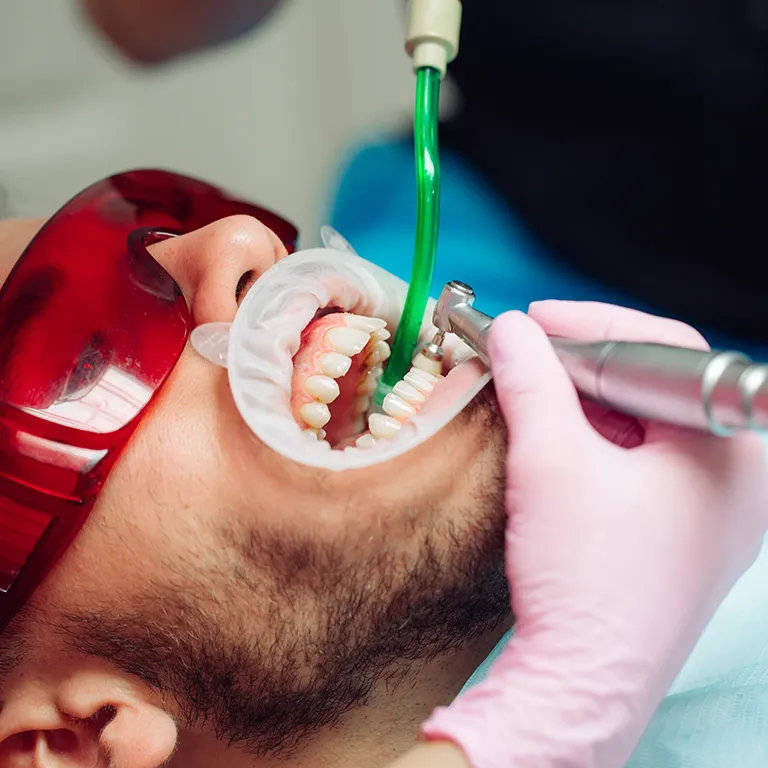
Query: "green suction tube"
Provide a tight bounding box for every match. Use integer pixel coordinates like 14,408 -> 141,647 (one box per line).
373,65 -> 442,406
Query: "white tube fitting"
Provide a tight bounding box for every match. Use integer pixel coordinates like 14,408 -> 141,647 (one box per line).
405,0 -> 463,78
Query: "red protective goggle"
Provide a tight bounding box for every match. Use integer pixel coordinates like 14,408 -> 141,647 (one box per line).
0,169 -> 298,634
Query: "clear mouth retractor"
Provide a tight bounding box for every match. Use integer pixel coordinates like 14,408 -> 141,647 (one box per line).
190,229 -> 491,471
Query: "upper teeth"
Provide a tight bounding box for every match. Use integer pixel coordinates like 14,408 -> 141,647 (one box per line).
367,340 -> 392,365
345,315 -> 388,333
325,326 -> 371,356
357,366 -> 383,394
294,313 -> 445,451
319,352 -> 352,378
299,402 -> 331,429
304,375 -> 340,404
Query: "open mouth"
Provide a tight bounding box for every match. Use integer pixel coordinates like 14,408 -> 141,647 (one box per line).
193,244 -> 490,471
290,310 -> 443,451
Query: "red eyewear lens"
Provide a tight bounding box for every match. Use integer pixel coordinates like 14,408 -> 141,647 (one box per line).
0,169 -> 298,633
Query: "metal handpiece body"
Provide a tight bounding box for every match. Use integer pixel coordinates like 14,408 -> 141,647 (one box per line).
434,281 -> 768,436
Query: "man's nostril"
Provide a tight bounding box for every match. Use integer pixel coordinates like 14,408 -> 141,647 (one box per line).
46,728 -> 80,752
236,271 -> 256,305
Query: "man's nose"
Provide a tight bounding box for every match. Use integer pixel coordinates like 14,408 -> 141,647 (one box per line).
149,215 -> 289,326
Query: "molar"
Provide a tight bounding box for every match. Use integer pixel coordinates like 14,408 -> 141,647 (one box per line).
357,366 -> 383,394
356,434 -> 377,449
367,340 -> 391,365
351,414 -> 366,434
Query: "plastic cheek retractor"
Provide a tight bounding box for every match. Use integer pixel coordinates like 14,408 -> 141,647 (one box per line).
191,241 -> 491,471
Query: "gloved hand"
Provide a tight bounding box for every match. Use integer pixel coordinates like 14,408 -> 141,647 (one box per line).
419,301 -> 768,768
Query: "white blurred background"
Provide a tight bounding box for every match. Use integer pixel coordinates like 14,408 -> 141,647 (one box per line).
0,0 -> 416,241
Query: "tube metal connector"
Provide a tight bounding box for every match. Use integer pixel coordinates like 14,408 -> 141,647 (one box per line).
405,0 -> 463,77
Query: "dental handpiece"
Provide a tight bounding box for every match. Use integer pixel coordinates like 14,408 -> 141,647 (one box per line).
434,281 -> 768,436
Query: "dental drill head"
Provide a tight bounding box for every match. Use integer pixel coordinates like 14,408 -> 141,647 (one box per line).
191,232 -> 491,472
409,281 -> 479,377
433,281 -> 493,367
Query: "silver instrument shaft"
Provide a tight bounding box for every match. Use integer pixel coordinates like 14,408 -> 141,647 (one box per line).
434,280 -> 768,436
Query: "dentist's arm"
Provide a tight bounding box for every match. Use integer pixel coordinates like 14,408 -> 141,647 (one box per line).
81,0 -> 285,64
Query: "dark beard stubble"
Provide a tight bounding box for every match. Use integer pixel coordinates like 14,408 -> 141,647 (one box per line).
56,386 -> 510,758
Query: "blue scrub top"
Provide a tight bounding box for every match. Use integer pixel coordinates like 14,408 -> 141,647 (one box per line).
328,139 -> 768,767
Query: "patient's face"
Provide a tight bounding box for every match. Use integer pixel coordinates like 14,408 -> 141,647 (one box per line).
0,216 -> 508,757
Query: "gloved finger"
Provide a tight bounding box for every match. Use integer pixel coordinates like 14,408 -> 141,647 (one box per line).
489,311 -> 590,459
528,300 -> 710,350
529,300 -> 710,445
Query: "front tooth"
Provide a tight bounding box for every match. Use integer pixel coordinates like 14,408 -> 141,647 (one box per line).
326,326 -> 371,356
299,402 -> 331,429
404,367 -> 438,394
372,328 -> 391,342
367,340 -> 391,365
319,352 -> 352,378
368,413 -> 402,439
356,434 -> 377,448
305,375 -> 340,404
383,393 -> 417,420
393,381 -> 426,404
346,315 -> 387,333
357,394 -> 372,413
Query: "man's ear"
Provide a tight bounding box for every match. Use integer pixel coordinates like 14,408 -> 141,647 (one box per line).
0,664 -> 178,767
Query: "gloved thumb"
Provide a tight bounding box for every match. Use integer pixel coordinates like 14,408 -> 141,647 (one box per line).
489,311 -> 590,455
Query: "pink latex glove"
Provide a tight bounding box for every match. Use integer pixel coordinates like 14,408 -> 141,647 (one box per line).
422,301 -> 768,768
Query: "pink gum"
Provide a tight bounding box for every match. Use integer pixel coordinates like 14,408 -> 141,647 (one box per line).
291,313 -> 372,443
